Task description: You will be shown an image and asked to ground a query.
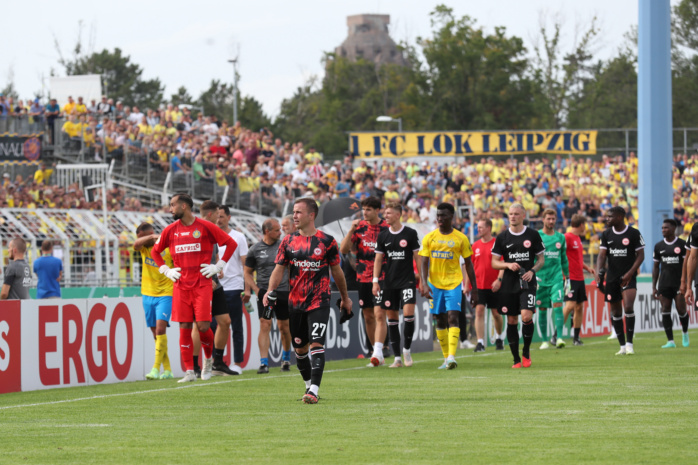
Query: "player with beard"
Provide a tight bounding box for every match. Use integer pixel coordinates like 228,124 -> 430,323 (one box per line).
652,219 -> 689,348
151,193 -> 238,382
264,198 -> 352,404
491,203 -> 546,368
562,214 -> 596,346
596,206 -> 645,355
419,202 -> 478,370
537,209 -> 569,349
340,196 -> 388,364
372,202 -> 422,367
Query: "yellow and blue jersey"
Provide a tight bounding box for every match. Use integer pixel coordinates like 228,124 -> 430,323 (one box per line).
419,229 -> 472,290
140,245 -> 174,297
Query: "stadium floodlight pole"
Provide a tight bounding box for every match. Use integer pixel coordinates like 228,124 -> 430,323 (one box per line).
228,58 -> 239,124
376,115 -> 402,132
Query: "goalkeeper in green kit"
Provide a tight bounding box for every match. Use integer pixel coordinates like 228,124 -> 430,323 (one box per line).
537,209 -> 569,349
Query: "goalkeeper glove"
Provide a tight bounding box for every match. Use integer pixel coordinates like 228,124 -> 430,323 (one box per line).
158,265 -> 181,282
200,260 -> 226,278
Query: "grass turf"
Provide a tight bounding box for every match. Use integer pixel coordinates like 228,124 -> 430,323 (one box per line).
1,331 -> 697,465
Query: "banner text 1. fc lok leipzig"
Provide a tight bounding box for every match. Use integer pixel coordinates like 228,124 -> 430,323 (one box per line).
349,130 -> 598,158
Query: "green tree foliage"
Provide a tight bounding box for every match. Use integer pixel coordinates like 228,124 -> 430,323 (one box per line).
197,79 -> 271,128
169,86 -> 194,107
672,0 -> 698,127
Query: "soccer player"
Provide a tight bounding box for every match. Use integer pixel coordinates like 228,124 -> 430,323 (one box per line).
372,202 -> 422,367
340,196 -> 388,363
537,209 -> 569,349
216,205 -> 250,375
1,237 -> 31,300
198,200 -> 237,376
684,223 -> 698,314
245,218 -> 293,373
151,193 -> 238,383
491,203 -> 545,368
470,219 -> 505,353
596,206 -> 645,355
563,214 -> 596,346
133,223 -> 174,380
419,202 -> 478,370
652,219 -> 689,348
263,198 -> 352,404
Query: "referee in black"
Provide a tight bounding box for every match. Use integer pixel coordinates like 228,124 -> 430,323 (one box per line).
596,206 -> 645,356
652,219 -> 689,348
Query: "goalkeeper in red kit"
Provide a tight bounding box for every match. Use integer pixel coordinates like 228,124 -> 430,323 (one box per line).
151,193 -> 238,382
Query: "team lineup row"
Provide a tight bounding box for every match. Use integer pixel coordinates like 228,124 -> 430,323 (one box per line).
134,194 -> 698,403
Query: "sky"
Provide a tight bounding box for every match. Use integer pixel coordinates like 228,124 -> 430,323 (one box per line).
1,0 -> 677,118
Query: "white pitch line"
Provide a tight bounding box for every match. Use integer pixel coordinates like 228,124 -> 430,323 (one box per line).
0,341 -> 611,411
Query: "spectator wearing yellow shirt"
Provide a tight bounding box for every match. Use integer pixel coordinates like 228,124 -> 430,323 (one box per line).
33,162 -> 55,185
75,97 -> 87,115
304,146 -> 322,164
384,183 -> 400,203
62,96 -> 76,116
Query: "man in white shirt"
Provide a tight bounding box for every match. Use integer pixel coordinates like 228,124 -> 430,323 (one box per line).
217,205 -> 250,374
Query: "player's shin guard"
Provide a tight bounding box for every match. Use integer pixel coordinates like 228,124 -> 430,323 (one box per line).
310,347 -> 325,389
199,327 -> 214,359
448,327 -> 460,357
179,327 -> 194,371
162,348 -> 172,372
522,319 -> 534,359
295,351 -> 312,382
388,319 -> 401,356
679,312 -> 689,333
625,313 -> 635,344
436,328 -> 449,358
403,316 -> 415,350
553,307 -> 564,339
538,309 -> 548,341
213,348 -> 225,363
612,316 -> 626,346
507,323 -> 520,363
154,334 -> 167,370
662,312 -> 674,341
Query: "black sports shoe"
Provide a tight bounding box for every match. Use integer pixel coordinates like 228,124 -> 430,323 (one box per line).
257,365 -> 269,374
573,339 -> 584,346
194,366 -> 202,378
474,342 -> 485,353
495,339 -> 504,351
281,361 -> 291,372
212,361 -> 238,376
550,335 -> 557,346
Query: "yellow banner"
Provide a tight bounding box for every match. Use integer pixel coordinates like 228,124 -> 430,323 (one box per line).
349,130 -> 597,158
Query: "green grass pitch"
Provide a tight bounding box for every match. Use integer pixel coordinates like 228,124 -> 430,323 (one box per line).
1,331 -> 697,465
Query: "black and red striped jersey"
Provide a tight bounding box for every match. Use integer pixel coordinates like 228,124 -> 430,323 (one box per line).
351,219 -> 388,283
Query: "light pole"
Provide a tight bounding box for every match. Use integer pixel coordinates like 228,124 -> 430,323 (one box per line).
227,58 -> 239,124
376,115 -> 402,132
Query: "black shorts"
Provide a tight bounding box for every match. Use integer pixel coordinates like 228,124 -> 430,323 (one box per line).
657,287 -> 680,300
358,282 -> 381,308
211,287 -> 228,317
381,287 -> 417,310
256,288 -> 290,320
289,307 -> 331,349
604,277 -> 637,303
476,289 -> 500,310
497,290 -> 536,316
564,280 -> 588,303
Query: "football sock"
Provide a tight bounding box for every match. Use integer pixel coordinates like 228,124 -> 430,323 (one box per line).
553,307 -> 564,339
436,328 -> 449,358
574,328 -> 581,340
154,334 -> 167,370
679,312 -> 689,333
403,316 -> 415,350
477,338 -> 484,345
662,312 -> 674,342
388,319 -> 401,356
625,313 -> 635,344
162,349 -> 171,372
310,347 -> 325,389
295,351 -> 311,382
193,355 -> 199,371
260,357 -> 269,367
448,327 -> 460,357
199,328 -> 214,359
612,316 -> 626,346
538,309 -> 548,341
373,341 -> 384,357
282,350 -> 291,362
522,319 -> 534,359
213,348 -> 225,363
179,327 -> 194,371
507,323 -> 520,364
458,310 -> 467,341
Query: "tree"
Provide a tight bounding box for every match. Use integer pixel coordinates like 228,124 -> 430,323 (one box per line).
197,80 -> 271,128
169,86 -> 194,107
672,0 -> 698,128
239,95 -> 271,131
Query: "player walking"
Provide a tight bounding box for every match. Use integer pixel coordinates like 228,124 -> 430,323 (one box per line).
492,203 -> 546,368
683,223 -> 698,314
596,206 -> 645,355
151,193 -> 238,382
264,198 -> 352,404
562,214 -> 595,346
372,202 -> 422,367
537,209 -> 569,349
133,223 -> 174,380
470,219 -> 505,353
419,202 -> 478,370
652,219 -> 689,348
